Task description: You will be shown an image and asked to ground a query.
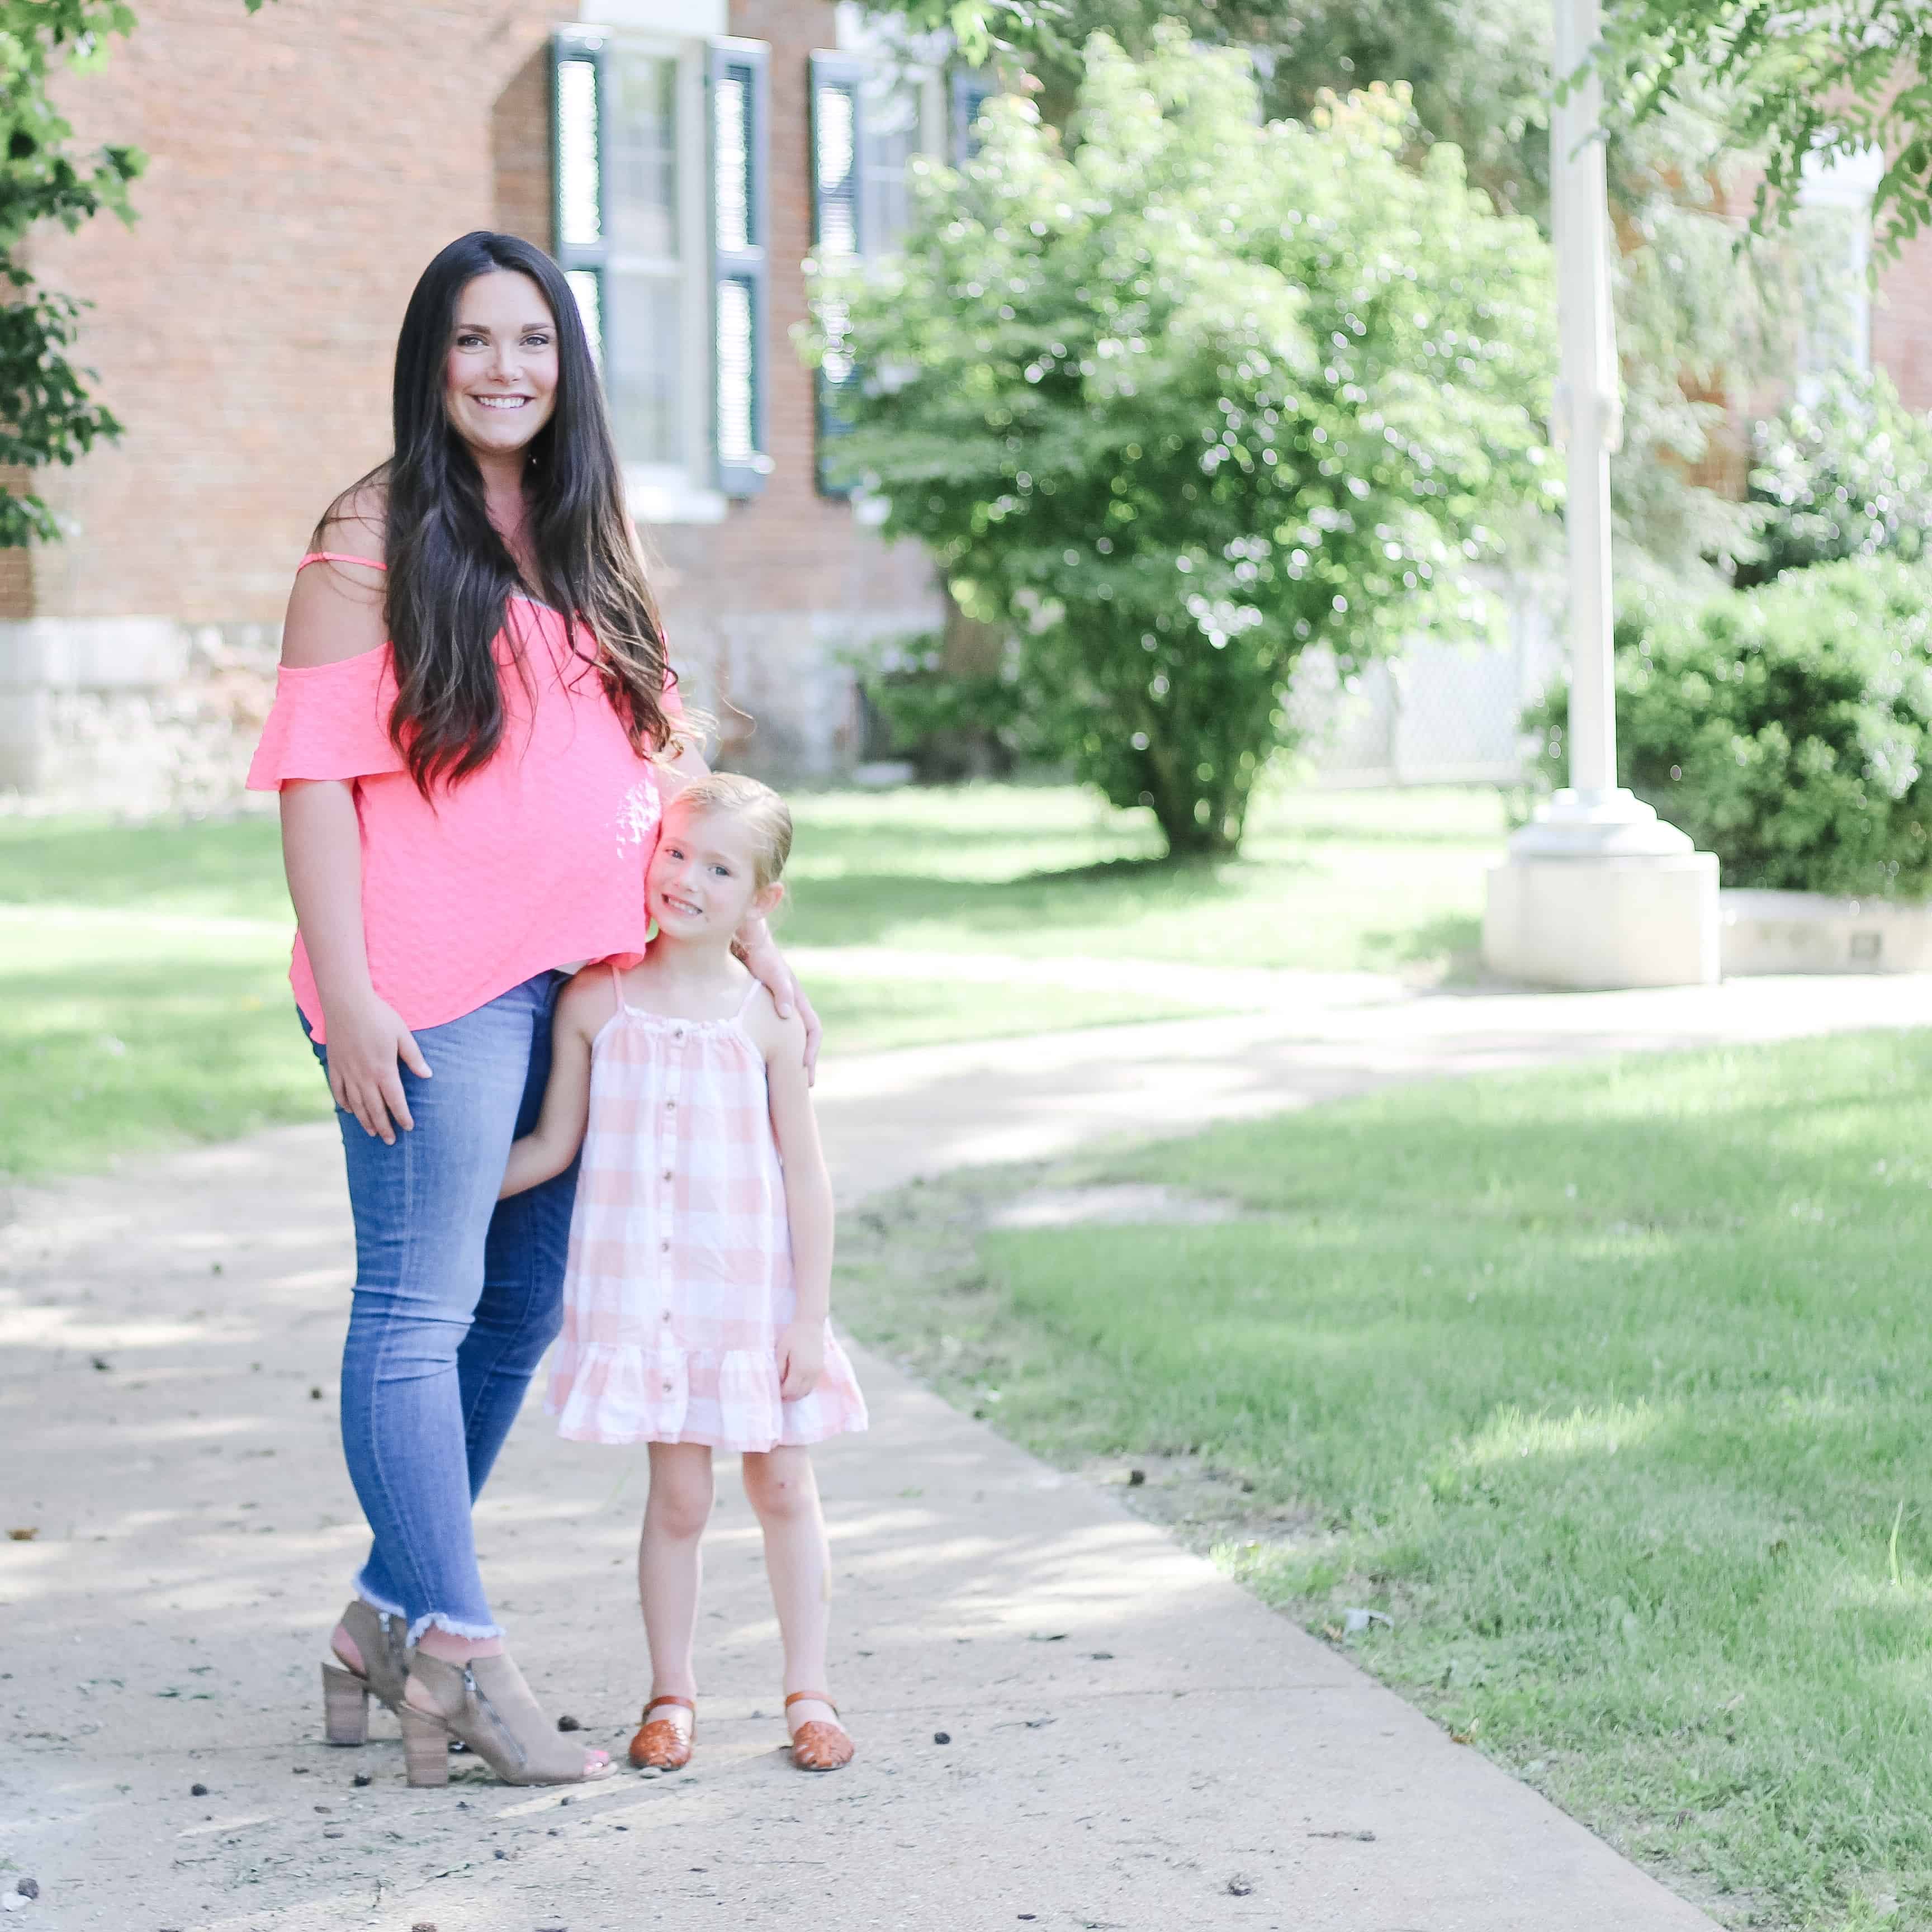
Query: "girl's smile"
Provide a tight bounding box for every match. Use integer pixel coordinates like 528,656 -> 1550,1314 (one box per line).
647,804 -> 776,940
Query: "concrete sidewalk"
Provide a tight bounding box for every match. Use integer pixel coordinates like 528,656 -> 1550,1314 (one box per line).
6,971 -> 1922,1931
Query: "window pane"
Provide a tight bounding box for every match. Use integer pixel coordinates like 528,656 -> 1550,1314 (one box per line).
951,73 -> 992,163
608,48 -> 677,262
860,72 -> 920,254
566,269 -> 604,372
607,269 -> 683,465
815,79 -> 859,257
714,64 -> 754,253
557,57 -> 602,249
716,274 -> 756,466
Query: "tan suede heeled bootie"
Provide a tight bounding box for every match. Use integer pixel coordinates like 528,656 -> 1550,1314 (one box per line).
397,1652 -> 615,1787
320,1599 -> 411,1746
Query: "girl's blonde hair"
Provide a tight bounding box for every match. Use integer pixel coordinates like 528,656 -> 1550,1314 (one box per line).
669,771 -> 793,889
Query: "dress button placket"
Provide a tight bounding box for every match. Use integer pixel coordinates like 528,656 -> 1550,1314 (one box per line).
659,1030 -> 680,1354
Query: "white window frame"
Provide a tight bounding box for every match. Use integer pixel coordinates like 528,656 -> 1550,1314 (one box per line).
1793,144 -> 1883,400
553,20 -> 761,524
613,32 -> 721,520
808,41 -> 940,499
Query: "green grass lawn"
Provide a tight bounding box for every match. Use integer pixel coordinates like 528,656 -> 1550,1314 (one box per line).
0,779 -> 1502,968
0,906 -> 1220,1179
782,778 -> 1500,970
0,909 -> 321,1178
0,783 -> 1494,1177
836,1031 -> 1932,1932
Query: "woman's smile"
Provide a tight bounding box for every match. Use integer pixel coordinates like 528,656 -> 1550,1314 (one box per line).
442,269 -> 560,454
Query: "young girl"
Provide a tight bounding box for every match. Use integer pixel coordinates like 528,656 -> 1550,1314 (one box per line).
500,773 -> 867,1774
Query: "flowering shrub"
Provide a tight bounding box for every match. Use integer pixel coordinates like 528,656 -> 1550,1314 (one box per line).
1745,366 -> 1932,586
1526,559 -> 1932,896
807,30 -> 1555,854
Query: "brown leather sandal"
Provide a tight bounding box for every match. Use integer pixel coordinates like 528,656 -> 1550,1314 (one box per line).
785,1690 -> 855,1772
628,1694 -> 696,1773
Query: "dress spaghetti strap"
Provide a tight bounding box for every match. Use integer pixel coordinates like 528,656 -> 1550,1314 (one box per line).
735,974 -> 766,1020
609,960 -> 628,1008
297,551 -> 387,572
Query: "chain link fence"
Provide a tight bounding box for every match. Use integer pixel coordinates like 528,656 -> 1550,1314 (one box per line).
1289,574 -> 1564,788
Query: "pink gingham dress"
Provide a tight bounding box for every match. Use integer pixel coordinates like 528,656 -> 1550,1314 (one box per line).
546,966 -> 868,1451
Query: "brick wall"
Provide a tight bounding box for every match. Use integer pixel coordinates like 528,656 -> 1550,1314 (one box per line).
0,471 -> 30,621
1874,228 -> 1932,411
26,0 -> 579,624
13,0 -> 938,790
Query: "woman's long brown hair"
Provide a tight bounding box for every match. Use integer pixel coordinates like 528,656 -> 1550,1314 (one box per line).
322,230 -> 680,792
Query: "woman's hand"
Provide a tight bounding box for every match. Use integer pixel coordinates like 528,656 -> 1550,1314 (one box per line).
776,1322 -> 825,1401
323,991 -> 432,1144
736,920 -> 821,1083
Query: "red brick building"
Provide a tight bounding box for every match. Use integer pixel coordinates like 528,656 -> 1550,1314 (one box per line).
0,0 -> 955,808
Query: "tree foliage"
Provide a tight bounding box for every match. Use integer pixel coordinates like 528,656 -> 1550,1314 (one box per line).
1,2 -> 264,548
810,32 -> 1555,855
0,2 -> 148,546
1599,2 -> 1932,257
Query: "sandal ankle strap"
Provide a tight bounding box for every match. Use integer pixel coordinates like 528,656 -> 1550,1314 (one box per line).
784,1690 -> 839,1714
643,1694 -> 695,1717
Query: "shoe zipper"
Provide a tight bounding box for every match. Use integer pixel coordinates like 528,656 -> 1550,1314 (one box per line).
464,1665 -> 529,1770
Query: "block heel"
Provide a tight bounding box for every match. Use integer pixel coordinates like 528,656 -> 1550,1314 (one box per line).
399,1703 -> 452,1787
321,1662 -> 370,1746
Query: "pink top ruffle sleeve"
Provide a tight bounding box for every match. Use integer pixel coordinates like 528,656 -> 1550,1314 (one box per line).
247,590 -> 680,1044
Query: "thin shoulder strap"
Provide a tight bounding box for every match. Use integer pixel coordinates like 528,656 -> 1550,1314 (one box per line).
735,974 -> 766,1020
608,960 -> 628,1008
297,551 -> 387,572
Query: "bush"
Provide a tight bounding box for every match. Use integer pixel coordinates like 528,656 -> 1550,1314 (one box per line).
846,632 -> 1037,780
1743,366 -> 1932,586
808,32 -> 1555,856
1524,558 -> 1932,896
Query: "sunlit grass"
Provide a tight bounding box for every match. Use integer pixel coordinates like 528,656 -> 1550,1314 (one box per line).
0,782 -> 1498,1175
0,911 -> 321,1178
0,781 -> 1500,974
779,779 -> 1499,970
835,1031 -> 1932,1930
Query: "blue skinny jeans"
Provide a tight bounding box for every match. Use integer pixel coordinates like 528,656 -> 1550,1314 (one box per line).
306,972 -> 578,1644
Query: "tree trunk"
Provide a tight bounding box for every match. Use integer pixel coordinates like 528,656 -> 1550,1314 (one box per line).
1145,769 -> 1249,860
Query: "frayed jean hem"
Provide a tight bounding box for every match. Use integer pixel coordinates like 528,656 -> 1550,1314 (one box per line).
353,1577 -> 408,1621
406,1610 -> 505,1647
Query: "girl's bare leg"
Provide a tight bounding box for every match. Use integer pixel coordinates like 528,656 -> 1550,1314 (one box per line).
741,1446 -> 836,1731
638,1443 -> 714,1746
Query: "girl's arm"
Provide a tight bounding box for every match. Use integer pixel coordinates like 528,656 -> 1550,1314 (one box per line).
500,976 -> 607,1197
762,1000 -> 835,1399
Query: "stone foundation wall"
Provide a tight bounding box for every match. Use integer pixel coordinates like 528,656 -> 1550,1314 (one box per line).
0,605 -> 933,815
0,619 -> 279,817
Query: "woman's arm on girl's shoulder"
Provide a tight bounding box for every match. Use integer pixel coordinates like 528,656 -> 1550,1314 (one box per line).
500,970 -> 615,1198
281,489 -> 388,669
757,996 -> 835,1363
735,912 -> 822,1085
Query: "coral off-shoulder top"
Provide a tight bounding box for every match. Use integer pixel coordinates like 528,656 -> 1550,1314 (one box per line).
245,553 -> 679,1043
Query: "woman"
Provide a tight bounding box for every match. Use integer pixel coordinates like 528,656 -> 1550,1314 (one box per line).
247,231 -> 816,1786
